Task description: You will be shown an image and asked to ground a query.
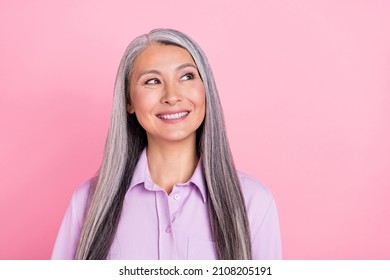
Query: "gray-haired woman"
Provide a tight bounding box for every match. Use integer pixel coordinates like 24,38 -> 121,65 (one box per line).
52,28 -> 282,260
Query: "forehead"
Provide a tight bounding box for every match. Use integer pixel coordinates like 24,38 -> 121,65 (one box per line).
132,43 -> 196,71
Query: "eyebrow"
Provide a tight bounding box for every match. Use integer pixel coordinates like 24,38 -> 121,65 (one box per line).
175,63 -> 197,71
136,63 -> 198,81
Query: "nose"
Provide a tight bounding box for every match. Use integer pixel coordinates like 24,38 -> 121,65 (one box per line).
160,80 -> 182,105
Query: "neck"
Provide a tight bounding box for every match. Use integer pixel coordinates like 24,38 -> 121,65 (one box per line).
146,136 -> 199,194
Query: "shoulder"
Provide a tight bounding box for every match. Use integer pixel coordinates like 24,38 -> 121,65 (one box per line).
67,178 -> 94,224
71,178 -> 94,206
51,178 -> 94,260
236,171 -> 276,228
237,171 -> 274,206
237,172 -> 282,259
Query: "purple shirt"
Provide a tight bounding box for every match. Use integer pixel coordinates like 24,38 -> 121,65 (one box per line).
51,149 -> 282,259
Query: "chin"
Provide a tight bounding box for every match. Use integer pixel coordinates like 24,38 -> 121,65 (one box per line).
157,131 -> 197,143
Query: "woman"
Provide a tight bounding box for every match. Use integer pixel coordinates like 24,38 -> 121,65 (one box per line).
52,28 -> 281,260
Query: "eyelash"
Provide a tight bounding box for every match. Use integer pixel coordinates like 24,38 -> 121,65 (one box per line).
144,72 -> 195,85
181,72 -> 195,80
145,78 -> 161,85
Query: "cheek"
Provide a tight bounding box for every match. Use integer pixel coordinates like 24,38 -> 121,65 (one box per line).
187,83 -> 206,104
131,90 -> 156,114
195,87 -> 206,114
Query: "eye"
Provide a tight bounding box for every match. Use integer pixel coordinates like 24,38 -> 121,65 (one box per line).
145,78 -> 161,85
180,73 -> 195,81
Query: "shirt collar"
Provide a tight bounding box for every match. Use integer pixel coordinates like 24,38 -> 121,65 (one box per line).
129,148 -> 207,203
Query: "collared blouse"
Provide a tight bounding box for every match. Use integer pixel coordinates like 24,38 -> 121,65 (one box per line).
52,149 -> 282,259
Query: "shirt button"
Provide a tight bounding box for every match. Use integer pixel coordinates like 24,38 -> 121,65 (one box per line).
165,226 -> 172,233
173,194 -> 180,200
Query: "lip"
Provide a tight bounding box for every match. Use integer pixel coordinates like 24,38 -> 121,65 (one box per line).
156,110 -> 190,122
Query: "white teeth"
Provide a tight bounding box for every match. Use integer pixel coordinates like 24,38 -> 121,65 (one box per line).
158,111 -> 189,120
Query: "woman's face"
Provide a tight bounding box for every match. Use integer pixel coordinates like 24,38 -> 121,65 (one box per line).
128,43 -> 206,145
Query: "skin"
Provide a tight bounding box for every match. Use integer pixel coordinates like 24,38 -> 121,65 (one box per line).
127,43 -> 206,193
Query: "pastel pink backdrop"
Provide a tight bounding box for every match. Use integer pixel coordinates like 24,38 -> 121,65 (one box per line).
0,0 -> 389,259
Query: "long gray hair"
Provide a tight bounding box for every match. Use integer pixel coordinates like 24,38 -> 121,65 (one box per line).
75,28 -> 252,259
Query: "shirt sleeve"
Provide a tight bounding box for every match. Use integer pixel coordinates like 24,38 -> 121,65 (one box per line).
51,180 -> 90,260
237,172 -> 282,259
251,197 -> 282,259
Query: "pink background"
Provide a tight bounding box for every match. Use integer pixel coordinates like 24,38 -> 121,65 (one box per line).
0,0 -> 389,259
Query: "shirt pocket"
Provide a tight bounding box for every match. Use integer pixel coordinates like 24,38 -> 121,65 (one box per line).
187,237 -> 218,260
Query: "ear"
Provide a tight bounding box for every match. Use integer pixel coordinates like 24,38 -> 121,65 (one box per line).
127,102 -> 135,114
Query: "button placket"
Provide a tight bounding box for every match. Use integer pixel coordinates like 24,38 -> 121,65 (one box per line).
156,190 -> 176,259
169,190 -> 182,222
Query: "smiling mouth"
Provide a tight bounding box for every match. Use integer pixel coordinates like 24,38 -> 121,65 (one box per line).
156,111 -> 189,120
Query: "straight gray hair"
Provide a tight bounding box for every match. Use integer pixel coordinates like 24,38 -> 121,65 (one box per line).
75,28 -> 252,259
